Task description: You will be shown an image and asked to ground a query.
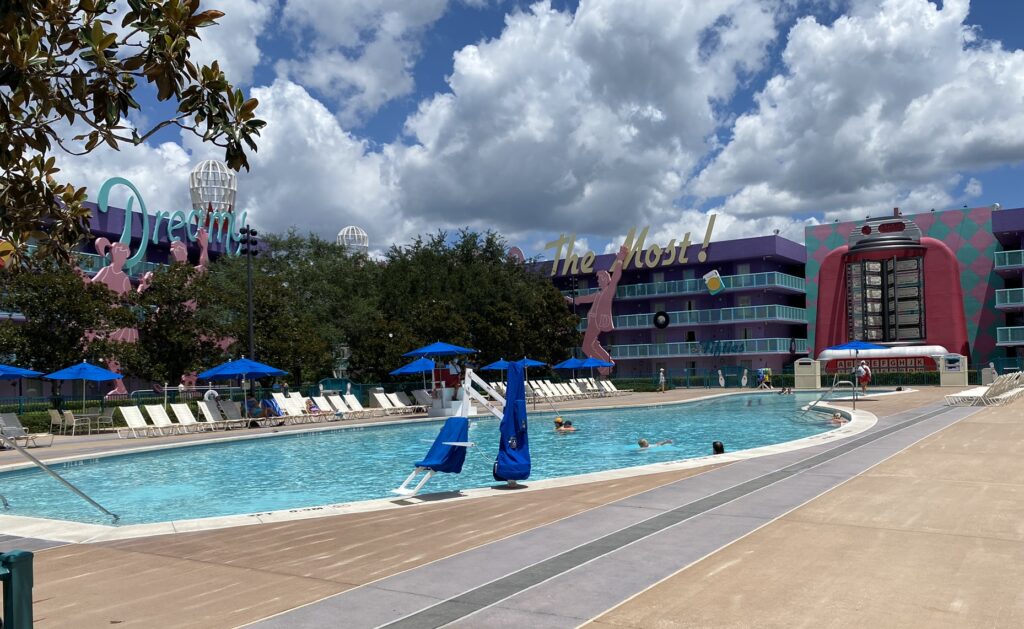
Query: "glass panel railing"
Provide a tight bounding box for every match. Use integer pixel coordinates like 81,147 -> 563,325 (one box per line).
605,338 -> 808,358
995,250 -> 1024,269
562,272 -> 805,300
995,288 -> 1024,307
24,244 -> 166,279
579,305 -> 807,330
997,327 -> 1024,345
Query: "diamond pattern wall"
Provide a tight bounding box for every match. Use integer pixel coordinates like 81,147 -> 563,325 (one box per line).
805,207 -> 1001,366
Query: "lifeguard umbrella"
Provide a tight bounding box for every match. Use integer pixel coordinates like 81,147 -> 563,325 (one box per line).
516,357 -> 546,388
824,341 -> 886,409
44,360 -> 123,412
0,364 -> 43,380
390,357 -> 436,391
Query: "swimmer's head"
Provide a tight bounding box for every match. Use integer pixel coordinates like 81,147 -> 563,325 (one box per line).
563,421 -> 572,427
554,417 -> 563,425
638,438 -> 649,448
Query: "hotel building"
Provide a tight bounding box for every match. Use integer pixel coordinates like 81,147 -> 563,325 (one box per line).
543,233 -> 809,378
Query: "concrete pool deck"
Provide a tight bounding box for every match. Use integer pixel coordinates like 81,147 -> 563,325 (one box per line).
3,386 -> 1021,627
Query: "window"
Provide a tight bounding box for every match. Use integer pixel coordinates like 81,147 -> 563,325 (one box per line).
742,327 -> 753,339
653,301 -> 665,313
683,269 -> 696,280
653,271 -> 665,284
736,263 -> 751,275
578,278 -> 589,290
686,300 -> 695,311
736,295 -> 752,307
686,331 -> 696,342
846,257 -> 924,342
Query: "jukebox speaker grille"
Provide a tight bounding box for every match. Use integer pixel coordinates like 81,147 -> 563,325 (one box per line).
846,256 -> 925,342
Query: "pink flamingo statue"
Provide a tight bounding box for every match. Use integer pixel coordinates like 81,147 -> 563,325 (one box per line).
572,245 -> 628,376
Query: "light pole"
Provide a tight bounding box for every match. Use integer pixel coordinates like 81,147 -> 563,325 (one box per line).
239,225 -> 258,361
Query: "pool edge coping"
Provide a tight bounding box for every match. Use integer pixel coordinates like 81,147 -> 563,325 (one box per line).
0,395 -> 883,543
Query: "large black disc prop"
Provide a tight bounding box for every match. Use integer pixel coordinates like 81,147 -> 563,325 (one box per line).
653,311 -> 670,329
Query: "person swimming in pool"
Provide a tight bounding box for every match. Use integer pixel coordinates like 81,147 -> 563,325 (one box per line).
554,417 -> 576,432
830,412 -> 848,425
637,438 -> 672,449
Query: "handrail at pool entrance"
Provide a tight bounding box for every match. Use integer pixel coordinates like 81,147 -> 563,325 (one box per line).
0,434 -> 119,523
463,369 -> 504,420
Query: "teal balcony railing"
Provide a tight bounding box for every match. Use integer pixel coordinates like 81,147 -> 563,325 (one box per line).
995,250 -> 1024,270
606,337 -> 808,359
580,304 -> 807,331
995,288 -> 1024,309
564,271 -> 805,300
996,326 -> 1024,346
25,244 -> 165,279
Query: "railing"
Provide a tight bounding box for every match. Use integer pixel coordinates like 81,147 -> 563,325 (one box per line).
24,244 -> 165,279
564,271 -> 805,300
995,288 -> 1024,308
994,249 -> 1024,270
996,326 -> 1024,345
580,304 -> 807,330
607,337 -> 808,359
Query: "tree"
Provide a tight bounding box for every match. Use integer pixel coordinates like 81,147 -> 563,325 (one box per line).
0,264 -> 134,389
0,0 -> 264,266
125,262 -> 228,386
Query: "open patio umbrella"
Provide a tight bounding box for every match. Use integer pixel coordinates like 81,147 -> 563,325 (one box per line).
0,364 -> 43,380
390,357 -> 437,392
403,341 -> 478,358
199,358 -> 288,418
579,356 -> 615,384
44,360 -> 123,412
516,357 -> 547,390
553,357 -> 585,383
480,358 -> 511,386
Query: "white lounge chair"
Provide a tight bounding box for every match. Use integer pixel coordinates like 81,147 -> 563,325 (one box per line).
144,404 -> 187,435
411,390 -> 433,410
372,392 -> 403,415
117,406 -> 158,438
343,394 -> 381,418
170,403 -> 207,432
313,396 -> 343,421
385,393 -> 415,414
198,400 -> 246,430
395,391 -> 428,413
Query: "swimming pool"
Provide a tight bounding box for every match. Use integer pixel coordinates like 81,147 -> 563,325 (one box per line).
0,393 -> 837,525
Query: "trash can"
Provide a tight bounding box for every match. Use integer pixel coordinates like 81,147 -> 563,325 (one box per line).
793,358 -> 821,390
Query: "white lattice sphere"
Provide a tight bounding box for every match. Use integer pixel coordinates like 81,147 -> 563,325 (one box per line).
189,160 -> 237,214
337,225 -> 369,254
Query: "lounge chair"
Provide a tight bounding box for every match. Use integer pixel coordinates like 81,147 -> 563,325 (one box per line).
345,393 -> 383,418
0,413 -> 54,448
198,400 -> 244,430
313,396 -> 343,421
411,390 -> 433,410
385,393 -> 414,414
219,400 -> 254,427
395,391 -> 428,413
605,380 -> 632,394
297,396 -> 333,421
275,397 -> 317,424
371,391 -> 402,415
117,406 -> 158,438
144,404 -> 187,435
170,403 -> 207,432
325,394 -> 352,419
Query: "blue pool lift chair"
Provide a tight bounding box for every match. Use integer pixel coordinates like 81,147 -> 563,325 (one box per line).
393,415 -> 473,498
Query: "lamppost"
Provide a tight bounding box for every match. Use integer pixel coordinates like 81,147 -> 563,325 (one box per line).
569,275 -> 579,316
239,225 -> 258,361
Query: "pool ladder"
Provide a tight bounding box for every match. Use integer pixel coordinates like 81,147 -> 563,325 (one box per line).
802,373 -> 856,417
0,494 -> 8,509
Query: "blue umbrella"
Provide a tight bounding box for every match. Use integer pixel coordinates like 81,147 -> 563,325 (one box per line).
0,364 -> 43,380
44,360 -> 123,412
516,358 -> 546,368
403,341 -> 478,358
390,357 -> 437,375
480,359 -> 511,371
578,357 -> 615,368
826,341 -> 888,353
198,358 -> 287,380
553,357 -> 584,370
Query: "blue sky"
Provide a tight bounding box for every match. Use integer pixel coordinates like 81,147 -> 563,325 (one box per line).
68,0 -> 1024,258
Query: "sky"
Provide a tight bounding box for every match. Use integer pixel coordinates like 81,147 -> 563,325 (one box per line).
62,0 -> 1024,259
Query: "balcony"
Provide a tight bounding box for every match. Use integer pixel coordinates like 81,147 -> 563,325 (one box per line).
564,271 -> 805,301
995,288 -> 1024,310
994,250 -> 1024,275
25,244 -> 166,279
607,337 -> 809,359
997,326 -> 1024,346
580,304 -> 807,331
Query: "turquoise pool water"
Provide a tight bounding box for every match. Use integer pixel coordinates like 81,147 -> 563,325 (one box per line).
0,393 -> 836,525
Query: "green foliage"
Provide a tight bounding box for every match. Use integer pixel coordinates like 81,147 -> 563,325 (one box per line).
0,0 -> 264,266
0,264 -> 133,387
205,229 -> 579,385
123,261 -> 229,385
